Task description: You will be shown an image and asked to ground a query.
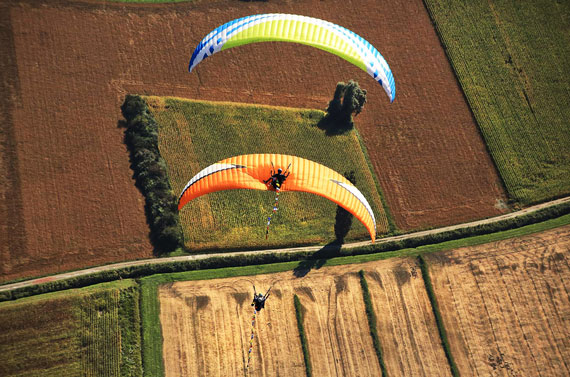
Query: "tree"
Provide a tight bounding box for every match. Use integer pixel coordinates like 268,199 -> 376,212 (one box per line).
320,80 -> 367,135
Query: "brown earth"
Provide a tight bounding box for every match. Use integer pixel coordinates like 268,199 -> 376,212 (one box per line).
159,258 -> 450,376
426,224 -> 570,377
1,0 -> 507,281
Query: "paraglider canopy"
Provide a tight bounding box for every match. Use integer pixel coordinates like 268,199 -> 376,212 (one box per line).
178,154 -> 377,242
188,13 -> 396,102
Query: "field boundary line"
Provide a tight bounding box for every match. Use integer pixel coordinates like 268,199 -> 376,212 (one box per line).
1,196 -> 569,294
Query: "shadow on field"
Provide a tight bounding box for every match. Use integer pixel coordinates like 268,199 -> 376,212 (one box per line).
316,115 -> 353,136
293,204 -> 354,277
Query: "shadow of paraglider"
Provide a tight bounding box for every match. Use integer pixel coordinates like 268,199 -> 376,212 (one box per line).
293,202 -> 354,277
292,241 -> 342,277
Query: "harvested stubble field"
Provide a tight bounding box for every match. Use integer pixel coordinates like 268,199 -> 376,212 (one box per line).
2,0 -> 507,281
148,96 -> 388,249
425,224 -> 570,377
158,258 -> 449,377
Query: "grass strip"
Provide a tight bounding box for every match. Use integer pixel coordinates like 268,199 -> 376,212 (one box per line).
293,294 -> 312,377
140,277 -> 165,377
359,270 -> 388,376
119,285 -> 143,376
418,255 -> 460,377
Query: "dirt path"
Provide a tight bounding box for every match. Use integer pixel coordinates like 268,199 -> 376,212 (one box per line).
1,196 -> 567,293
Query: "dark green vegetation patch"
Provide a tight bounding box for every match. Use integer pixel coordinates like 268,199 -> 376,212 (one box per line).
418,256 -> 460,377
358,270 -> 388,376
424,0 -> 570,205
121,95 -> 184,254
146,96 -> 389,251
294,294 -> 312,377
0,280 -> 142,377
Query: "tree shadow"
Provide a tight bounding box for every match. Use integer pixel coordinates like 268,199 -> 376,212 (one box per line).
317,115 -> 353,136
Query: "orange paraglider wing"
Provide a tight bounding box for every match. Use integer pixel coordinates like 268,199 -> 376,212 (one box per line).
178,154 -> 376,241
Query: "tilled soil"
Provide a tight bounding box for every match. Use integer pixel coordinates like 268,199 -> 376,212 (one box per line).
1,0 -> 506,281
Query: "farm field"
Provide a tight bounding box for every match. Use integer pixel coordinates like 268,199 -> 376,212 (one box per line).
148,96 -> 388,249
425,224 -> 570,376
0,279 -> 142,377
155,223 -> 570,377
424,0 -> 570,204
158,258 -> 450,377
2,0 -> 508,281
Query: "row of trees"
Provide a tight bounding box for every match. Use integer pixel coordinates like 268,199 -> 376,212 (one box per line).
121,95 -> 184,254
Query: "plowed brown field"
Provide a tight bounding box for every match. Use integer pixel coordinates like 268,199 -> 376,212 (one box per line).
158,259 -> 449,376
426,224 -> 570,377
2,0 -> 506,281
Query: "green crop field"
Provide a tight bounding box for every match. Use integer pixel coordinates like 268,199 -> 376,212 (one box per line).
424,0 -> 570,205
147,96 -> 390,250
0,280 -> 142,377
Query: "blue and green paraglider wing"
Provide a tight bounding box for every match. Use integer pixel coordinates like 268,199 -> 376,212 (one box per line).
189,13 -> 396,102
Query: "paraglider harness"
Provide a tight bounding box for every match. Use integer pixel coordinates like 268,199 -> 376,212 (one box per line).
264,163 -> 291,239
264,163 -> 291,190
251,285 -> 271,311
246,284 -> 273,371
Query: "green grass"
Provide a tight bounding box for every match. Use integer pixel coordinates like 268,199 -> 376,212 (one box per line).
358,270 -> 388,376
418,256 -> 460,377
293,295 -> 313,377
0,280 -> 142,377
146,96 -> 389,250
140,278 -> 165,377
293,294 -> 312,377
424,0 -> 570,205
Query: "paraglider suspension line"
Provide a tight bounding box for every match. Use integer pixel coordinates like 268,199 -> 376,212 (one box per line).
265,187 -> 280,239
245,308 -> 257,371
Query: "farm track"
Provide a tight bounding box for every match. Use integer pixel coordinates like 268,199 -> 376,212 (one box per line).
2,0 -> 508,282
1,196 -> 568,293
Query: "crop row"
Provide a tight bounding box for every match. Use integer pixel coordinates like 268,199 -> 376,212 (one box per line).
0,281 -> 142,376
0,297 -> 81,375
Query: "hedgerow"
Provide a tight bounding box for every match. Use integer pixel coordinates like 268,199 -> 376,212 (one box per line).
294,294 -> 312,377
418,255 -> 459,377
359,270 -> 388,376
1,205 -> 568,303
121,95 -> 183,254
